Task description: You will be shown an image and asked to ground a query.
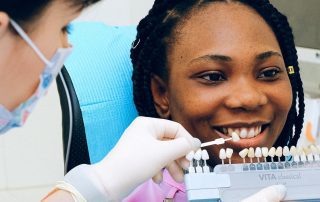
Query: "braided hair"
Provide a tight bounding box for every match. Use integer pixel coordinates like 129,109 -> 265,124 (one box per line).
131,0 -> 304,148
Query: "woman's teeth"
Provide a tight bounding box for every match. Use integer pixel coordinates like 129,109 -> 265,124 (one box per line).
221,126 -> 262,139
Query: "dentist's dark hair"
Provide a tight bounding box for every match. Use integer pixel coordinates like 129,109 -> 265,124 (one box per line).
0,0 -> 100,28
131,0 -> 304,148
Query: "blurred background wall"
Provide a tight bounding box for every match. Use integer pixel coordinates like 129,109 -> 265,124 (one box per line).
271,0 -> 320,49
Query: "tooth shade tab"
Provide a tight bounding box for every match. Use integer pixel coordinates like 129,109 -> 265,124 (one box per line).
297,147 -> 304,155
194,149 -> 202,161
201,150 -> 209,160
303,147 -> 312,155
268,147 -> 276,157
290,146 -> 300,162
290,146 -> 297,156
300,152 -> 307,162
255,147 -> 262,158
283,146 -> 290,157
232,132 -> 240,142
239,148 -> 249,158
248,147 -> 255,158
307,153 -> 314,162
275,147 -> 283,157
311,145 -> 320,161
226,148 -> 233,159
310,145 -> 318,154
219,148 -> 227,160
262,147 -> 269,157
290,146 -> 299,162
186,151 -> 195,161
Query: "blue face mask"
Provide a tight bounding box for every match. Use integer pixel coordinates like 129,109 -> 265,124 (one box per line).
0,19 -> 73,134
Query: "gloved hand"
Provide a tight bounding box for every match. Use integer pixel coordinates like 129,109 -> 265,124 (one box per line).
92,116 -> 201,200
241,185 -> 287,202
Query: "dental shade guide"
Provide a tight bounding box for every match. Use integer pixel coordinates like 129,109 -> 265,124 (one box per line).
184,145 -> 320,202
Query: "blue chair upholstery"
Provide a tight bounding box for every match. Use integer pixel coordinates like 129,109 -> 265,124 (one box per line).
64,22 -> 138,163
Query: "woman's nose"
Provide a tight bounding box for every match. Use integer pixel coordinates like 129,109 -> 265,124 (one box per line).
224,79 -> 268,111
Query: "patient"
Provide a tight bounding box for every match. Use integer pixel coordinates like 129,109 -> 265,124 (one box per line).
127,0 -> 304,201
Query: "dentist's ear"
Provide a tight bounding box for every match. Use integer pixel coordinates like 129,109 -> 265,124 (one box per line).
0,12 -> 10,38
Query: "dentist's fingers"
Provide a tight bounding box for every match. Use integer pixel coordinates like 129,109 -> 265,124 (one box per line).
158,137 -> 200,165
152,171 -> 163,184
166,161 -> 184,183
143,117 -> 201,150
176,157 -> 190,170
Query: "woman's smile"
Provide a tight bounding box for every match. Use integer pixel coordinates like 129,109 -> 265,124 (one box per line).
212,122 -> 271,149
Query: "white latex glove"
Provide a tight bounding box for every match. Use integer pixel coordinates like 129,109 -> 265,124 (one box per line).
92,116 -> 201,201
241,185 -> 287,202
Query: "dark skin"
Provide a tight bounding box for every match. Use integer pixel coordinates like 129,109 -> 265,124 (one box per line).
151,2 -> 292,166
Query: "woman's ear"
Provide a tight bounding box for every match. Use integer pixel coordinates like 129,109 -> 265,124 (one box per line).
0,12 -> 10,38
151,74 -> 171,119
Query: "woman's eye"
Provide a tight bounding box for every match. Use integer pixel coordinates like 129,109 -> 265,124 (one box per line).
258,67 -> 281,80
199,72 -> 226,83
62,24 -> 72,34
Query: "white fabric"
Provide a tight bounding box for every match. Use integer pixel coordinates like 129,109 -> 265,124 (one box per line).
55,181 -> 87,202
64,165 -> 109,202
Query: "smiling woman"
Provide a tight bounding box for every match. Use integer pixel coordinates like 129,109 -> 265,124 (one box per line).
129,0 -> 305,200
131,0 -> 304,166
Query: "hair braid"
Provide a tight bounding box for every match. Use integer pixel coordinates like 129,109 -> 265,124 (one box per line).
131,0 -> 199,117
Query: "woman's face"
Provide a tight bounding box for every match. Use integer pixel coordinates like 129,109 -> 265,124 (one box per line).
151,3 -> 292,165
0,0 -> 80,110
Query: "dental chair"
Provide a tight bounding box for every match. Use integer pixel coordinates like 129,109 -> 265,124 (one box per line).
56,22 -> 138,173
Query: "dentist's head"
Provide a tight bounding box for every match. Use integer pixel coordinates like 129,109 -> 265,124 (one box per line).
0,0 -> 100,133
